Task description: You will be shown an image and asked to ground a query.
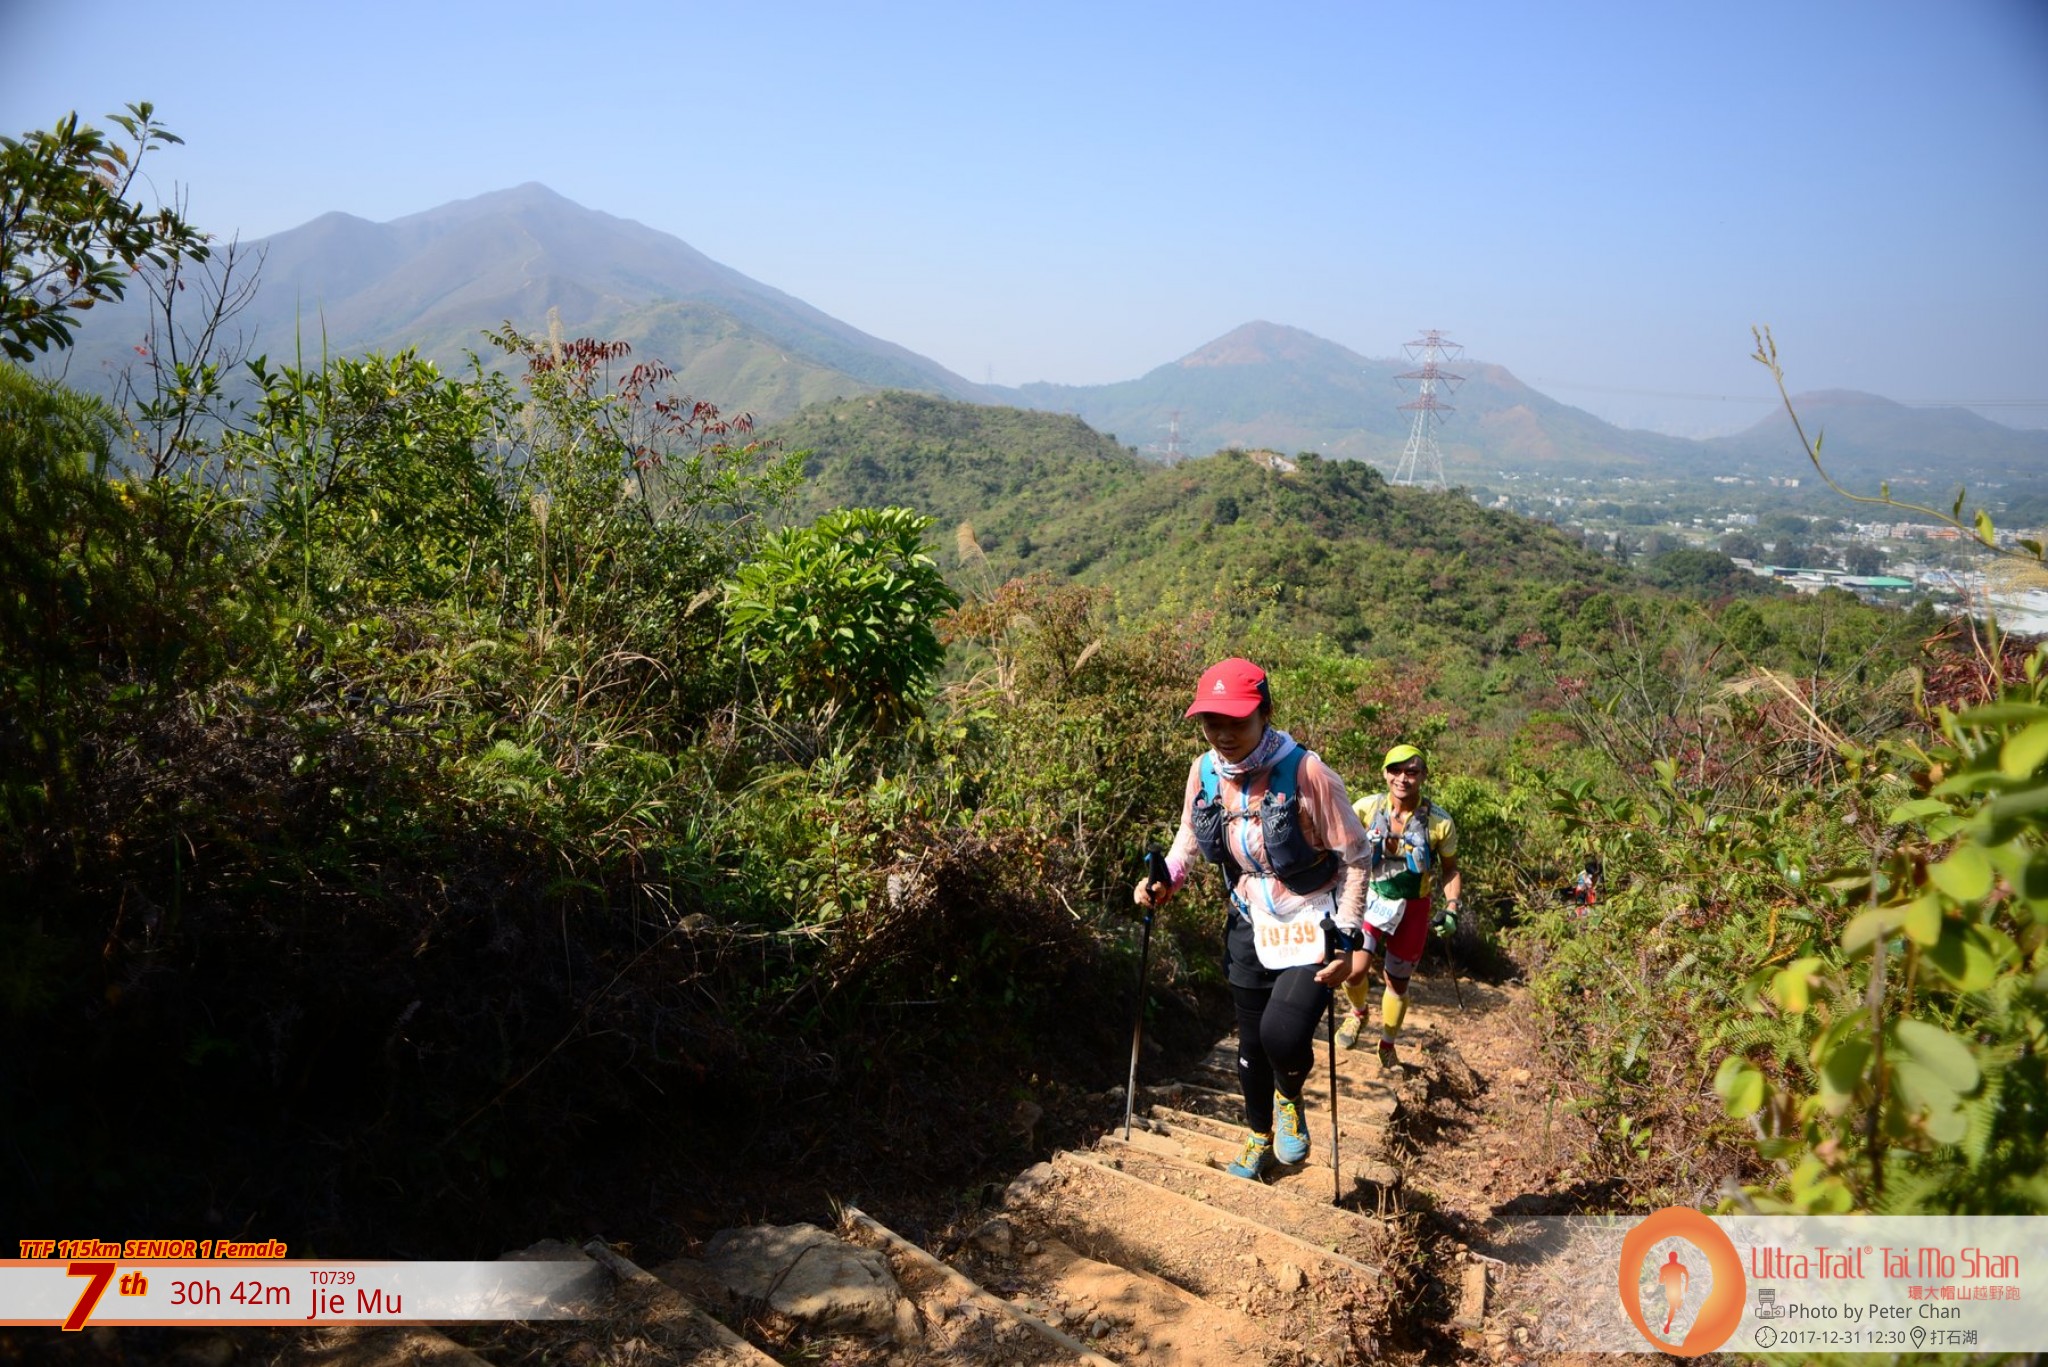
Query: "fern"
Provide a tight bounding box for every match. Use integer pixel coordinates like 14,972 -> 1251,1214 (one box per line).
1712,1014 -> 1810,1074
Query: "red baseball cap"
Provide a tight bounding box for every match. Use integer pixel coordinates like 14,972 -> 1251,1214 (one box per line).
1185,657 -> 1269,718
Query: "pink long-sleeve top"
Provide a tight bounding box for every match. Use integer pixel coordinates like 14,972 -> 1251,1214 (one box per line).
1162,747 -> 1372,933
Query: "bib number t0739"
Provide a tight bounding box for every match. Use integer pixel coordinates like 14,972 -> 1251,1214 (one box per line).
1249,904 -> 1325,969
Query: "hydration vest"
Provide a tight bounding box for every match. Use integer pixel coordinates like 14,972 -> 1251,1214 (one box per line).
1361,794 -> 1436,899
1192,747 -> 1341,897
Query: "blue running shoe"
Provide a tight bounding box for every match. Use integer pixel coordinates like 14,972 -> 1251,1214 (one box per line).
1227,1130 -> 1273,1180
1273,1092 -> 1309,1164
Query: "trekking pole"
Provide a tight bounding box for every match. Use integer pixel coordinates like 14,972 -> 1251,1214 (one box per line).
1435,900 -> 1466,1012
1320,917 -> 1346,1205
1124,849 -> 1167,1141
1326,989 -> 1342,1205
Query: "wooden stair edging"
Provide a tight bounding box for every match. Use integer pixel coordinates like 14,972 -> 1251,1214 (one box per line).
1099,1122 -> 1399,1210
1167,1055 -> 1406,1110
1138,1105 -> 1398,1183
842,1206 -> 1119,1367
1165,1073 -> 1400,1134
1089,1134 -> 1385,1264
1025,1150 -> 1388,1358
583,1240 -> 782,1366
288,1326 -> 495,1367
1044,1149 -> 1383,1285
1022,1233 -> 1282,1366
1189,1056 -> 1405,1111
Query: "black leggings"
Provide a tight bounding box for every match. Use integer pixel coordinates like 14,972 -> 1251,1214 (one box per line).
1230,966 -> 1331,1133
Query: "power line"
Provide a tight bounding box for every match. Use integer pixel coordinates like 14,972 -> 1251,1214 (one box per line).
1527,377 -> 2048,409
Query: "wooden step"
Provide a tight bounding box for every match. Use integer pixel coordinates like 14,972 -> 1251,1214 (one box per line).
1205,1030 -> 1436,1098
1108,1116 -> 1401,1201
1089,1134 -> 1388,1262
938,1225 -> 1280,1367
843,1207 -> 1114,1366
1146,1101 -> 1391,1162
1204,1022 -> 1447,1069
1166,1070 -> 1399,1132
1004,1150 -> 1382,1361
1146,1076 -> 1398,1126
288,1327 -> 493,1367
587,1241 -> 783,1366
1200,1039 -> 1415,1112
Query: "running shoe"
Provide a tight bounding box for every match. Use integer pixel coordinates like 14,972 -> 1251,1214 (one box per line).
1273,1092 -> 1309,1163
1227,1130 -> 1273,1180
1334,1010 -> 1368,1050
1377,1039 -> 1400,1072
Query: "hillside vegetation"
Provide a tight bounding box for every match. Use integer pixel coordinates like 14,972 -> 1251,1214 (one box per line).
774,391 -> 1629,657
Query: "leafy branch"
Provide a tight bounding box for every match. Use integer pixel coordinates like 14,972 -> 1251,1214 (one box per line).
0,103 -> 209,362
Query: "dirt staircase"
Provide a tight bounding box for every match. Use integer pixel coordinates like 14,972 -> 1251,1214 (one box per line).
787,1026 -> 1415,1366
292,1028 -> 1439,1367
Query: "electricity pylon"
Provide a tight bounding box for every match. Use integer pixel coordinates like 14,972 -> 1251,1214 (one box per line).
1391,330 -> 1464,489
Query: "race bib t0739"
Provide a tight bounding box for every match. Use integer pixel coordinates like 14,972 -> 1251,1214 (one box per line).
1249,901 -> 1326,969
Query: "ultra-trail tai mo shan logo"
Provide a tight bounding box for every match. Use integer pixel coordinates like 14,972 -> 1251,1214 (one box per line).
1617,1207 -> 1747,1355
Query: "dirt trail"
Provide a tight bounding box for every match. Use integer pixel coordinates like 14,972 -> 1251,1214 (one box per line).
1381,960 -> 1671,1365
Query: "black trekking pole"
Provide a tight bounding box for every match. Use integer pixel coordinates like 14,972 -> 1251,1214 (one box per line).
1321,918 -> 1345,1206
1438,905 -> 1467,1012
1124,849 -> 1167,1141
1326,989 -> 1342,1205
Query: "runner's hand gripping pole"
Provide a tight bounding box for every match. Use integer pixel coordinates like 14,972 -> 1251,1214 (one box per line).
1434,900 -> 1466,1012
1125,849 -> 1168,1141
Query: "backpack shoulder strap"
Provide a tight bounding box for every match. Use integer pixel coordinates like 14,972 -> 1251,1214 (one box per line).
1199,753 -> 1220,802
1267,746 -> 1306,799
1358,791 -> 1388,834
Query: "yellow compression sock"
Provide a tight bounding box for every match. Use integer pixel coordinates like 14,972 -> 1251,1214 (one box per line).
1341,979 -> 1370,1015
1379,986 -> 1408,1038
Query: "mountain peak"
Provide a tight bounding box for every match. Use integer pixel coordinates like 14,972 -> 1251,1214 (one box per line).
1785,389 -> 1907,411
1179,321 -> 1345,369
386,182 -> 594,234
465,181 -> 575,209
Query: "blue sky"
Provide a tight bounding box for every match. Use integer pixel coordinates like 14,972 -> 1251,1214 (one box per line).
5,0 -> 2045,435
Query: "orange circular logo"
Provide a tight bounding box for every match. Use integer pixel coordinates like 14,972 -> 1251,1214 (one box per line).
1617,1207 -> 1746,1355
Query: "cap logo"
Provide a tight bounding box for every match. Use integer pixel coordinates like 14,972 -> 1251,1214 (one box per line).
1213,680 -> 1226,693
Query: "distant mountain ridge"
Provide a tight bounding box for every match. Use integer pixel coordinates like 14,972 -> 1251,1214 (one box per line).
991,321 -> 1704,475
60,182 -> 993,417
1706,389 -> 2048,487
49,186 -> 2048,492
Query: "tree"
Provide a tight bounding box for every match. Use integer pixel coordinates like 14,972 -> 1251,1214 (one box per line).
1720,532 -> 1763,561
1643,548 -> 1764,598
1,104 -> 208,362
1717,600 -> 1775,656
723,506 -> 959,733
1772,542 -> 1824,569
1842,544 -> 1885,577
